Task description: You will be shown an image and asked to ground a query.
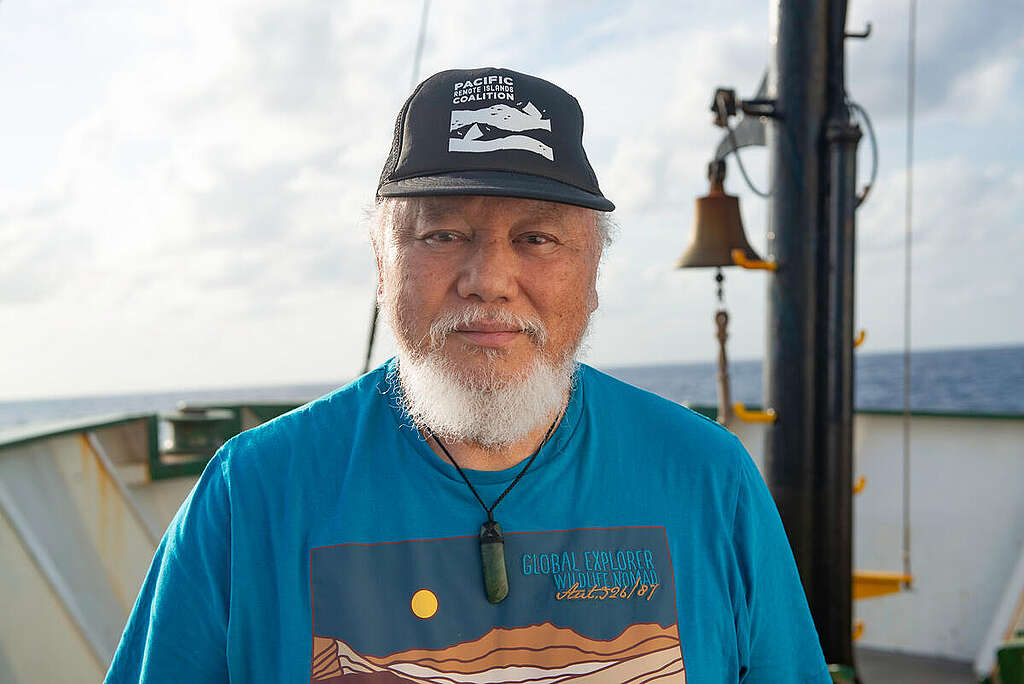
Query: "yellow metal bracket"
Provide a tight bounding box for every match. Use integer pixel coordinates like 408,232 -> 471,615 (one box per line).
853,621 -> 864,641
733,403 -> 777,423
854,329 -> 866,348
853,476 -> 866,494
731,248 -> 778,271
853,571 -> 914,599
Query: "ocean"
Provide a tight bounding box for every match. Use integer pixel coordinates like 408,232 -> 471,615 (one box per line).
1,345 -> 1022,433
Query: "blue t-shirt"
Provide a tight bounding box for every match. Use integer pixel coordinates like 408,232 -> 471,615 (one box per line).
106,362 -> 830,683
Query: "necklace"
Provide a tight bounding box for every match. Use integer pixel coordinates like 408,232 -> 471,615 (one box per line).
426,411 -> 561,604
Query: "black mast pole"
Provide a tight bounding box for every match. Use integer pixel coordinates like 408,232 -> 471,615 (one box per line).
817,0 -> 860,669
764,0 -> 859,670
763,0 -> 827,594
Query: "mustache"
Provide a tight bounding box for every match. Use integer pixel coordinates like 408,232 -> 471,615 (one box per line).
426,305 -> 548,350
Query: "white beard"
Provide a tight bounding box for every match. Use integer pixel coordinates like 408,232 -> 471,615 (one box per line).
394,350 -> 576,450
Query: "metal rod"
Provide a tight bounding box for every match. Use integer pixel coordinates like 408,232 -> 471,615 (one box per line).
362,302 -> 380,375
902,0 -> 917,587
83,433 -> 163,545
409,0 -> 431,91
362,0 -> 431,375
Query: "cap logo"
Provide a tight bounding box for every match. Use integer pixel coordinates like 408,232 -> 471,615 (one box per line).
448,76 -> 554,161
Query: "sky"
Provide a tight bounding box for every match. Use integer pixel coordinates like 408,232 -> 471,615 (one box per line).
1,0 -> 1022,400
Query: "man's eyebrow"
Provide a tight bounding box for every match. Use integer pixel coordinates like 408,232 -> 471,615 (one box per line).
416,198 -> 451,224
413,197 -> 465,225
515,201 -> 570,225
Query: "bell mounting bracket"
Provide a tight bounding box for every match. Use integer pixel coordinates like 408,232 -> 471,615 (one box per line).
710,73 -> 777,163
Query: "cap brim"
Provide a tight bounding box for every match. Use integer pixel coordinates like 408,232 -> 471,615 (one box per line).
378,171 -> 615,212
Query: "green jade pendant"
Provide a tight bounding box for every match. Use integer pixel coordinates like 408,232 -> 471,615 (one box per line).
480,520 -> 509,604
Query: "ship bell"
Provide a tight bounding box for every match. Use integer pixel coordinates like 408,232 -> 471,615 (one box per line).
676,160 -> 763,269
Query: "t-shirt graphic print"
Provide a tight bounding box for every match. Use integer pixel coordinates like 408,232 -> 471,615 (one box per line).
310,526 -> 685,682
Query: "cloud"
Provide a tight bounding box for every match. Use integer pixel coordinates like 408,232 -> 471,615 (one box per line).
946,56 -> 1021,123
0,193 -> 92,305
846,0 -> 1024,124
855,156 -> 1024,351
10,1 -> 399,305
1,0 -> 1022,398
858,157 -> 1024,251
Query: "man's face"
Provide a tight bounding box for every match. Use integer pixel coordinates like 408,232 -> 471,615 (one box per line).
378,195 -> 601,387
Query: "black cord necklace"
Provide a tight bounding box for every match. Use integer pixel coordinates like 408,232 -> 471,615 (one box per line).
426,410 -> 561,604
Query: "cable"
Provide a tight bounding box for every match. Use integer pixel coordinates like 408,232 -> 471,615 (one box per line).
409,0 -> 430,91
362,0 -> 431,375
716,92 -> 774,198
901,0 -> 917,588
847,100 -> 878,207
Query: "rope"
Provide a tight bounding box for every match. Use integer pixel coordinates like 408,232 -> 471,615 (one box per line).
901,0 -> 917,587
362,0 -> 432,375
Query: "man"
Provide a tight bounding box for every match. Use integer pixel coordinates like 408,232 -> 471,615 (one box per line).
107,68 -> 830,682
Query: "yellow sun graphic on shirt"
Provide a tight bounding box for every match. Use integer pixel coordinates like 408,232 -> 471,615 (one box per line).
410,589 -> 438,619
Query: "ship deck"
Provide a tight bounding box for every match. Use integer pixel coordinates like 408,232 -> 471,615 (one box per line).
856,647 -> 975,683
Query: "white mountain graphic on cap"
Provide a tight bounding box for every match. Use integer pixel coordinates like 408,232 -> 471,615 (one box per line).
449,134 -> 554,160
450,103 -> 551,133
448,101 -> 554,161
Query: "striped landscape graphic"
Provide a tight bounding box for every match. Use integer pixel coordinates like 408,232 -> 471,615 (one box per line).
312,622 -> 683,683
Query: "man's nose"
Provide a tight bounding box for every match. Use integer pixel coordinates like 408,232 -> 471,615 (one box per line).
456,238 -> 519,302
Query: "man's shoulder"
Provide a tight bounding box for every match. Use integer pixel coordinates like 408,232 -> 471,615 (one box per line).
577,363 -> 748,478
218,364 -> 392,465
579,363 -> 735,438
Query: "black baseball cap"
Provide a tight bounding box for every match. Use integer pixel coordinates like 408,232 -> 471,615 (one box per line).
377,67 -> 614,212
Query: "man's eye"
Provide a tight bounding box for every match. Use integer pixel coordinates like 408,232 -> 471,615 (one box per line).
520,234 -> 555,246
423,231 -> 461,244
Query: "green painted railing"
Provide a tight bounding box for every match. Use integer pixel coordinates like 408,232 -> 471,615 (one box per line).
2,401 -> 1022,481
